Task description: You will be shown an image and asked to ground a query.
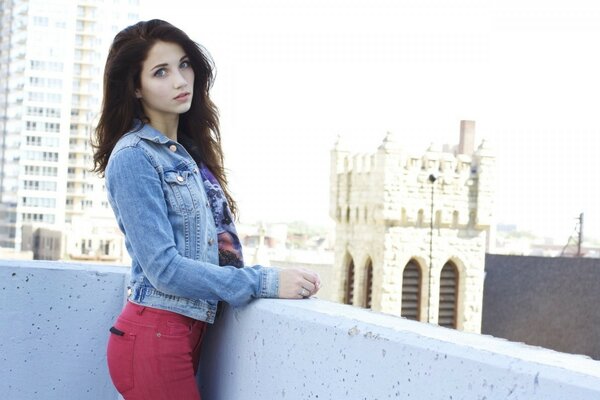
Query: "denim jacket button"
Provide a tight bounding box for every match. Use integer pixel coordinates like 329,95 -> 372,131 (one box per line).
169,144 -> 177,152
176,175 -> 184,183
208,238 -> 214,246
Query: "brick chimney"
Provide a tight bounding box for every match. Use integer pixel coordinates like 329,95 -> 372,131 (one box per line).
458,120 -> 475,155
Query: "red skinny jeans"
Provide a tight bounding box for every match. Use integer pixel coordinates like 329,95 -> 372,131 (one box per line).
106,301 -> 207,400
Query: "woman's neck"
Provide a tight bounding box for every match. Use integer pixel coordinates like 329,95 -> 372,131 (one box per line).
148,114 -> 179,142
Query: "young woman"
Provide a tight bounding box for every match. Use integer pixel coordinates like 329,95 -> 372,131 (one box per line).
93,19 -> 321,400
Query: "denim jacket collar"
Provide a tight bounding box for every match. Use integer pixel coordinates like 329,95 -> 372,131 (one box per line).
131,120 -> 172,145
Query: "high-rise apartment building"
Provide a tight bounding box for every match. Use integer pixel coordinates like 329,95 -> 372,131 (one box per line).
0,0 -> 140,253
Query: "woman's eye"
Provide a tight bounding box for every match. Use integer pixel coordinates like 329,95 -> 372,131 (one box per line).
180,60 -> 191,69
154,68 -> 167,77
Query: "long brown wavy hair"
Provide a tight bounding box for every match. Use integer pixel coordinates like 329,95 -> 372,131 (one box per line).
92,19 -> 236,216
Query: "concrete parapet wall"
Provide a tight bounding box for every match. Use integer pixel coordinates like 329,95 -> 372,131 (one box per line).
201,299 -> 600,400
0,260 -> 129,400
2,261 -> 600,399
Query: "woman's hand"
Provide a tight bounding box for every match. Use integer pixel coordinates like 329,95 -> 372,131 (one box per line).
278,268 -> 321,299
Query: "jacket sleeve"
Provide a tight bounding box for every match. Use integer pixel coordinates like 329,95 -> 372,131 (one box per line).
105,145 -> 279,307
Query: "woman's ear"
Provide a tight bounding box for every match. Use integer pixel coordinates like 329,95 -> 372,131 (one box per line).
135,89 -> 142,99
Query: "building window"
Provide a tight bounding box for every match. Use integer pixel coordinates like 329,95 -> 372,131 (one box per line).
45,122 -> 60,132
438,261 -> 458,329
26,136 -> 41,146
401,260 -> 421,321
452,211 -> 459,228
81,239 -> 93,255
364,259 -> 373,309
99,240 -> 111,255
417,209 -> 424,227
468,211 -> 476,227
22,213 -> 55,224
30,60 -> 45,70
21,196 -> 56,208
33,16 -> 48,26
344,258 -> 355,305
23,180 -> 57,191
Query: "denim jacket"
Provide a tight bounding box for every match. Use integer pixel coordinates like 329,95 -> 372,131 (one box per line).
105,122 -> 279,323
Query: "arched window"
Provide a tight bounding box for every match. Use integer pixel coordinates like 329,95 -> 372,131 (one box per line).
364,259 -> 373,309
364,206 -> 368,224
417,209 -> 424,227
438,261 -> 458,328
401,260 -> 421,321
346,207 -> 351,224
435,210 -> 442,226
452,211 -> 459,228
344,258 -> 355,305
468,211 -> 476,227
401,208 -> 407,225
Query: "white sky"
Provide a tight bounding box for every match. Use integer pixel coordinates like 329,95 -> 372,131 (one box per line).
140,0 -> 600,242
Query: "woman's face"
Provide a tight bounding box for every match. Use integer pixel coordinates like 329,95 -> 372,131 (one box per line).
135,41 -> 195,122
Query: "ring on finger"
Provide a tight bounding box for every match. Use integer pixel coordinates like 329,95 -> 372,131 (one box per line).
300,288 -> 309,297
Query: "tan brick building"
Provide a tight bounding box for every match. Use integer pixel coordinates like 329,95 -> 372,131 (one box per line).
329,121 -> 494,333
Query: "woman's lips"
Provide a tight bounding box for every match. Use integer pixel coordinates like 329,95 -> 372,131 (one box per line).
174,92 -> 191,101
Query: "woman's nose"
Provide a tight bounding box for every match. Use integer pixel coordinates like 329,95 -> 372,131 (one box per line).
173,71 -> 188,89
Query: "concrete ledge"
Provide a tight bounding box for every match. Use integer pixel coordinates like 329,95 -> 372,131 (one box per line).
0,260 -> 129,400
2,261 -> 600,400
200,298 -> 600,400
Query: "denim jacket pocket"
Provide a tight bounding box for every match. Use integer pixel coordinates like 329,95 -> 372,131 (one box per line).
163,170 -> 199,214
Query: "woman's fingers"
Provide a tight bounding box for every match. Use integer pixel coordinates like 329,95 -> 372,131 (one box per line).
300,280 -> 316,296
303,271 -> 321,295
279,268 -> 322,299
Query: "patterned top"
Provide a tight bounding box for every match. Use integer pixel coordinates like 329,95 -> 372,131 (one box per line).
199,164 -> 245,268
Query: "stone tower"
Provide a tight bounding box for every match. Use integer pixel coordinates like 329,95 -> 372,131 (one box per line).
329,121 -> 494,333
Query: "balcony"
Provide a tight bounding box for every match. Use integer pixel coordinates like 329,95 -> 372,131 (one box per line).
68,158 -> 91,169
67,172 -> 88,182
2,260 -> 600,399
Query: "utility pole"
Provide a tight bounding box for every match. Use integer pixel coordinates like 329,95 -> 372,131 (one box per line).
427,173 -> 437,322
561,212 -> 584,257
577,212 -> 584,257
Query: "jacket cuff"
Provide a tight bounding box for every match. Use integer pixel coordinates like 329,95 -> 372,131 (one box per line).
259,267 -> 280,298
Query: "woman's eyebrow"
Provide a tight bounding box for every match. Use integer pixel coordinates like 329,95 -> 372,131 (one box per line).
150,55 -> 189,71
